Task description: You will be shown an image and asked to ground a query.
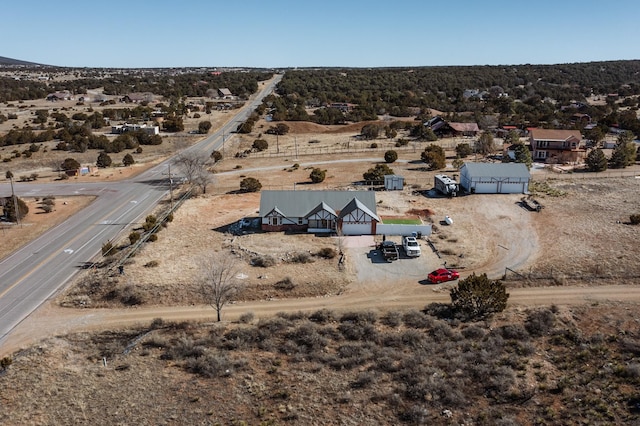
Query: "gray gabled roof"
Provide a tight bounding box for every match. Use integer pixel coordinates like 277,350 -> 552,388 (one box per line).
305,201 -> 338,219
339,197 -> 380,222
259,190 -> 377,218
461,162 -> 530,179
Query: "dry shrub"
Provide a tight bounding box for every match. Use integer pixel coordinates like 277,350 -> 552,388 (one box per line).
223,327 -> 264,350
401,329 -> 427,349
461,325 -> 486,340
169,336 -> 206,359
338,322 -> 378,342
274,277 -> 296,290
286,322 -> 328,353
381,310 -> 402,327
120,285 -> 145,306
252,254 -> 276,267
340,310 -> 378,324
186,353 -> 245,378
290,251 -> 313,264
351,371 -> 377,389
258,317 -> 291,334
239,312 -> 255,324
498,324 -> 530,341
402,309 -> 432,328
144,260 -> 159,268
105,284 -> 145,306
309,308 -> 336,324
276,311 -> 308,321
525,308 -> 556,337
316,247 -> 337,259
142,335 -> 169,349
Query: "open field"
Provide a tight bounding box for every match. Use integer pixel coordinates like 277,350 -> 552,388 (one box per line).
2,301 -> 640,425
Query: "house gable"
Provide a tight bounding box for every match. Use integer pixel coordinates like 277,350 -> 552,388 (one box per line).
339,198 -> 380,223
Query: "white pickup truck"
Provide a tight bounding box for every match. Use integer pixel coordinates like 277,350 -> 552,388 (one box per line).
402,236 -> 421,257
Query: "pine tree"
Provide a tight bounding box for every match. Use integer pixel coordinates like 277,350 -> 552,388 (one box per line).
450,273 -> 509,321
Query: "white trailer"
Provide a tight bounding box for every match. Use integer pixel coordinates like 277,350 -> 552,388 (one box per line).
434,174 -> 459,197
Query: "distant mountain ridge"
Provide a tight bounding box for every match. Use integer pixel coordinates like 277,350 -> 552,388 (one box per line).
0,56 -> 44,66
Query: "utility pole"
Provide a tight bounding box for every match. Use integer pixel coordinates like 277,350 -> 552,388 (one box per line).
294,136 -> 298,159
6,170 -> 22,228
276,133 -> 279,154
6,171 -> 20,227
168,164 -> 173,210
222,129 -> 226,158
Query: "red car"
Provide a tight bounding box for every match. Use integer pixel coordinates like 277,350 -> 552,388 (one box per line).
428,268 -> 460,284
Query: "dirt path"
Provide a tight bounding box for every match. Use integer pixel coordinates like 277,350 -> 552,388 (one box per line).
4,283 -> 640,357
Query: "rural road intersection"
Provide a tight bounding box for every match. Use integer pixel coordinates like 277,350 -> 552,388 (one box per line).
0,75 -> 282,348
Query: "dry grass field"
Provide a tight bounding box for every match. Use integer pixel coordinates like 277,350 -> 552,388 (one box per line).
2,302 -> 639,425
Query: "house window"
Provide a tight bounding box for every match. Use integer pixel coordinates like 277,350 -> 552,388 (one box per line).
536,151 -> 547,159
298,218 -> 303,225
270,217 -> 280,226
538,140 -> 549,148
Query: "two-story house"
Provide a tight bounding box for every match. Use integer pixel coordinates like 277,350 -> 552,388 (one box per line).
529,128 -> 585,164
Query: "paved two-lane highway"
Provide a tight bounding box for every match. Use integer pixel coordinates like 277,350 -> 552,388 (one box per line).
0,75 -> 282,347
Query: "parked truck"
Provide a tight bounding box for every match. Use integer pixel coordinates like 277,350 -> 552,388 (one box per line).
402,236 -> 421,257
378,240 -> 399,262
434,174 -> 459,197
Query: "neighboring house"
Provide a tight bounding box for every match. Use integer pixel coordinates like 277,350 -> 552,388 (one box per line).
329,102 -> 357,112
425,116 -> 480,137
120,92 -> 154,103
111,123 -> 159,135
529,128 -> 585,164
570,113 -> 591,124
495,125 -> 523,138
459,163 -> 530,194
447,122 -> 480,137
259,190 -> 380,235
217,88 -> 233,99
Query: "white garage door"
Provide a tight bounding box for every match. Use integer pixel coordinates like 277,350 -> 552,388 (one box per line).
499,182 -> 526,194
342,223 -> 372,235
473,183 -> 498,194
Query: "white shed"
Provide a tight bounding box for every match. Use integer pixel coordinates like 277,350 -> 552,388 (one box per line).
384,174 -> 404,191
459,163 -> 530,194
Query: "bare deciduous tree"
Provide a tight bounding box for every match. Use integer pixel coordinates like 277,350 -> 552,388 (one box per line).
199,253 -> 244,321
174,151 -> 210,184
194,168 -> 215,194
475,131 -> 495,156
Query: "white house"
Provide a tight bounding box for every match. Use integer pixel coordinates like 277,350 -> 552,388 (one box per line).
111,123 -> 160,136
259,190 -> 380,235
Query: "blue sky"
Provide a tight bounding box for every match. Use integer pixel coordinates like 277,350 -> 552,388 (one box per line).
2,0 -> 639,68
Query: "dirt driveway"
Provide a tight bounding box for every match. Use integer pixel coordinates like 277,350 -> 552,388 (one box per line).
369,190 -> 538,279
